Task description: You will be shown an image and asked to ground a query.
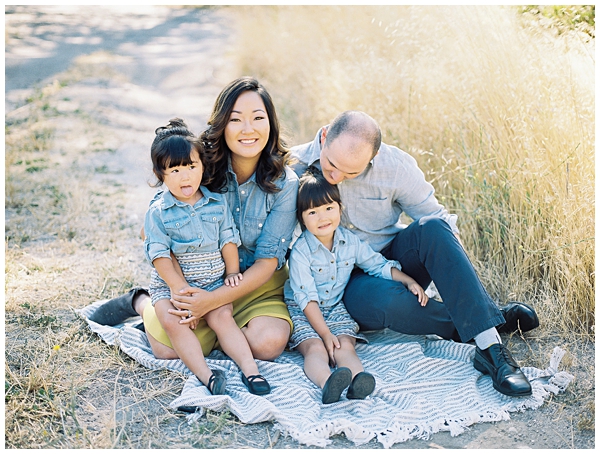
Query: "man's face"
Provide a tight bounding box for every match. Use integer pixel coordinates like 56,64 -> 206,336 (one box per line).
319,133 -> 374,185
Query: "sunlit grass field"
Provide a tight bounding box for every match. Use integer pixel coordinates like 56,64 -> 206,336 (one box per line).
229,5 -> 595,335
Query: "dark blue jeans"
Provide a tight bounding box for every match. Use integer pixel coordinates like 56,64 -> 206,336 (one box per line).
343,218 -> 504,342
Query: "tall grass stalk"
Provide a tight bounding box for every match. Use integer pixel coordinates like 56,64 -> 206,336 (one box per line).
230,5 -> 594,333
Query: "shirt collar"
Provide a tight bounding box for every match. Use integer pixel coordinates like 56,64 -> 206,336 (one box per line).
161,185 -> 218,209
226,155 -> 257,185
303,226 -> 348,254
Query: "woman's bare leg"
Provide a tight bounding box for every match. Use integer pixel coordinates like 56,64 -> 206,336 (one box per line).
242,316 -> 290,361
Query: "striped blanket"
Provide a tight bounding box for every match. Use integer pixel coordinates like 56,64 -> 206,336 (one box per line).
78,300 -> 573,448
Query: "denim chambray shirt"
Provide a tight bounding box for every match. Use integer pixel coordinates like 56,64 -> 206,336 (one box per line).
144,186 -> 241,266
222,158 -> 299,272
284,226 -> 402,311
289,128 -> 459,253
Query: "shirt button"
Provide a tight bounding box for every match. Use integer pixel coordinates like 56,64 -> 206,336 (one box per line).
325,290 -> 329,294
176,223 -> 180,227
300,285 -> 304,289
331,276 -> 335,280
239,258 -> 243,262
330,260 -> 334,263
320,301 -> 324,305
349,224 -> 355,229
258,223 -> 263,228
212,217 -> 216,221
236,208 -> 240,212
281,238 -> 286,242
191,213 -> 196,217
241,190 -> 246,194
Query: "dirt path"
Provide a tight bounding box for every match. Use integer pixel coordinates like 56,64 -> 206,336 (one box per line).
5,5 -> 594,449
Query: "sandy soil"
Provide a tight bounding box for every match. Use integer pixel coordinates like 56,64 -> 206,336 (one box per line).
5,5 -> 594,449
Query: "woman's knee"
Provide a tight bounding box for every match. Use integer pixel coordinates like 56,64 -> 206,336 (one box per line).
203,304 -> 234,329
245,317 -> 290,361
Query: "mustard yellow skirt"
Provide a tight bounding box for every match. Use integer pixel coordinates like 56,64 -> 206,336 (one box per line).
143,267 -> 293,356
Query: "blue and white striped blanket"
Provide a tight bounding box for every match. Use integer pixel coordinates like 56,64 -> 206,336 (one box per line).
78,300 -> 573,448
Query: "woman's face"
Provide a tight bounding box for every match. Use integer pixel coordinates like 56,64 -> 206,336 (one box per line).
224,90 -> 270,163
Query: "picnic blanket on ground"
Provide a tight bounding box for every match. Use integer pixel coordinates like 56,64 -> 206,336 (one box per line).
78,300 -> 574,448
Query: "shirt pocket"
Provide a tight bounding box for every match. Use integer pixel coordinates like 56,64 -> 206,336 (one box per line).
335,257 -> 355,284
242,215 -> 267,247
200,213 -> 223,245
310,263 -> 334,286
164,216 -> 194,243
348,196 -> 396,231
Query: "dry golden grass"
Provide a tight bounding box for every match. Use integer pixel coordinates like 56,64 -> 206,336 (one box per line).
229,5 -> 594,335
4,6 -> 594,448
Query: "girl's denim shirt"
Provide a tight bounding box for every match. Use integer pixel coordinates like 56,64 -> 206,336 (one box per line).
144,186 -> 241,266
284,226 -> 401,311
223,160 -> 299,272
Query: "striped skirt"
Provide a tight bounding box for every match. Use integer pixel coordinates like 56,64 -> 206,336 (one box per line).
149,250 -> 225,305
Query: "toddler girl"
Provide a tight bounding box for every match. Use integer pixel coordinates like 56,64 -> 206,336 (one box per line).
284,167 -> 428,404
144,118 -> 270,396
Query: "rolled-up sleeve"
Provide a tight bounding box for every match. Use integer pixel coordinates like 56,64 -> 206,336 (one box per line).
143,207 -> 172,266
218,203 -> 241,250
288,247 -> 319,311
254,170 -> 299,269
398,153 -> 459,234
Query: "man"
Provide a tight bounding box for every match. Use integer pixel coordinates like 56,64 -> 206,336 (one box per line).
289,110 -> 539,397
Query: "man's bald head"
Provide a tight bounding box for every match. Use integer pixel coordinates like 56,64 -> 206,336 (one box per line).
325,111 -> 382,159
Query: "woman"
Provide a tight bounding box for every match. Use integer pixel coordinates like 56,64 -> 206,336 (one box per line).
89,77 -> 299,379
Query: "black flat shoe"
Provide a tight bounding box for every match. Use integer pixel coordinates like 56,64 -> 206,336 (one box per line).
88,287 -> 148,326
206,370 -> 227,395
346,371 -> 376,399
322,367 -> 352,404
241,373 -> 271,395
473,343 -> 532,397
497,301 -> 539,334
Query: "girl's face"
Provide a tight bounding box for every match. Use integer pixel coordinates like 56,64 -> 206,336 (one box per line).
224,90 -> 270,164
162,148 -> 203,204
301,200 -> 341,244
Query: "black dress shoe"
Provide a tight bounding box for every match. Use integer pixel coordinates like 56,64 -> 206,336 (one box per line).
241,373 -> 271,395
497,301 -> 539,334
88,287 -> 148,326
473,343 -> 532,397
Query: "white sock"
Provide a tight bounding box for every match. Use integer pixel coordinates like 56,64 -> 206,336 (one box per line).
474,327 -> 502,350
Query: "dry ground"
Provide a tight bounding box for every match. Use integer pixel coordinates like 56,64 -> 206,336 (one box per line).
4,5 -> 595,449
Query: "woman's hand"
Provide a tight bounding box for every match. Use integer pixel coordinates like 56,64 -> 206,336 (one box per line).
169,286 -> 209,324
321,332 -> 341,367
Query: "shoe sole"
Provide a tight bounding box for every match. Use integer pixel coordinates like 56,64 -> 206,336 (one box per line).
473,356 -> 532,397
322,367 -> 352,404
347,372 -> 376,399
502,302 -> 540,333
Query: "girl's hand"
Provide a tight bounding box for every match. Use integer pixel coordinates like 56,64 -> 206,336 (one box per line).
224,272 -> 243,287
408,282 -> 429,307
321,332 -> 341,367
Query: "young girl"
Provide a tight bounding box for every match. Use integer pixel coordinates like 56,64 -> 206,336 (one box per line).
143,118 -> 270,396
284,167 -> 429,404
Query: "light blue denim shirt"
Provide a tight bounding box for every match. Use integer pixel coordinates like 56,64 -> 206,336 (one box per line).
223,158 -> 299,272
144,186 -> 241,265
289,128 -> 459,252
284,226 -> 402,311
